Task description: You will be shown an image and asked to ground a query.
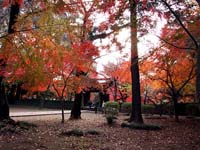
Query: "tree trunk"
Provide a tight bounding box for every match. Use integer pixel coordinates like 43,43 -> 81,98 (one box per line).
114,78 -> 117,101
15,83 -> 22,101
196,47 -> 200,103
61,98 -> 65,123
0,56 -> 9,121
172,91 -> 179,122
70,93 -> 82,119
8,2 -> 20,34
0,80 -> 9,121
8,84 -> 17,104
129,0 -> 143,124
0,2 -> 20,121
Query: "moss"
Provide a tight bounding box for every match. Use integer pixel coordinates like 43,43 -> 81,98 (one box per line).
121,122 -> 161,130
0,120 -> 37,135
61,129 -> 84,136
86,129 -> 100,135
16,121 -> 37,130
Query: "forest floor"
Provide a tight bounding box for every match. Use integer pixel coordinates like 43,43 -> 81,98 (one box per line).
0,112 -> 200,150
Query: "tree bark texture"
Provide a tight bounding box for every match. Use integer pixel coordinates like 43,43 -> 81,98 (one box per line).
129,0 -> 143,124
171,91 -> 179,122
8,2 -> 20,34
70,93 -> 82,119
0,2 -> 20,120
0,80 -> 9,121
196,48 -> 200,103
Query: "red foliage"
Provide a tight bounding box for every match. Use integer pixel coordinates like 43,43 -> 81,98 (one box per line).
0,0 -> 23,8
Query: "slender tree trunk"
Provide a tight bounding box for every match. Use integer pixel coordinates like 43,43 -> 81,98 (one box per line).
129,0 -> 143,124
114,78 -> 117,101
196,47 -> 200,103
15,83 -> 22,101
61,98 -> 65,123
0,2 -> 20,120
171,90 -> 179,122
0,78 -> 9,121
8,2 -> 20,34
70,93 -> 82,119
173,97 -> 179,122
8,84 -> 17,104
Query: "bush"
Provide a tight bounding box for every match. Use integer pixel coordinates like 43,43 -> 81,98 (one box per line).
142,104 -> 155,114
104,101 -> 119,115
104,101 -> 119,125
121,103 -> 155,115
106,115 -> 115,125
121,102 -> 132,113
185,104 -> 200,116
105,108 -> 118,125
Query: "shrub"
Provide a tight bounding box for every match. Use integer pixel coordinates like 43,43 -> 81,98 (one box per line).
185,104 -> 200,116
121,103 -> 156,115
104,101 -> 119,109
142,104 -> 155,114
105,107 -> 118,125
106,115 -> 115,125
104,101 -> 119,125
121,102 -> 132,113
104,101 -> 119,115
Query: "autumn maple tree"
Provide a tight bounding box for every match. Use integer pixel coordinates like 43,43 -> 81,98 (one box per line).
159,0 -> 200,103
141,42 -> 195,121
103,61 -> 131,102
5,0 -> 102,121
2,0 -> 199,124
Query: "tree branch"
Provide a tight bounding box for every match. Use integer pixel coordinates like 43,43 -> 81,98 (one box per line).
157,35 -> 196,51
161,0 -> 199,50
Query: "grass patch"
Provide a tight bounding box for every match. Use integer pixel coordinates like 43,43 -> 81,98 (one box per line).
121,122 -> 161,130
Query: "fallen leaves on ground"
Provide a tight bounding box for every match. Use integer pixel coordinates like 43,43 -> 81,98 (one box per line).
0,113 -> 200,150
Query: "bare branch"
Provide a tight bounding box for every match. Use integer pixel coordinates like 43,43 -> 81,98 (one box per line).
157,35 -> 197,51
161,0 -> 199,50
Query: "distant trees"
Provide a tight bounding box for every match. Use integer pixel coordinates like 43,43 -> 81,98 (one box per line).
103,61 -> 130,102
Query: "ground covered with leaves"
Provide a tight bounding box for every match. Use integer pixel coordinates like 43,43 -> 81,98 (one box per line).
0,113 -> 200,150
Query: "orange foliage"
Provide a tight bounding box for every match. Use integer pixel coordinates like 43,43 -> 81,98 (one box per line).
140,46 -> 195,98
